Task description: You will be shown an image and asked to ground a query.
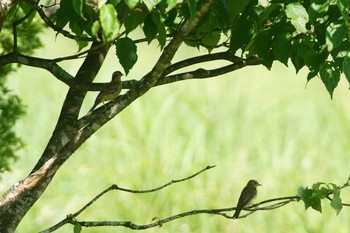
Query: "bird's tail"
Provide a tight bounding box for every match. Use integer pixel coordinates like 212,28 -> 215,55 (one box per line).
232,209 -> 240,219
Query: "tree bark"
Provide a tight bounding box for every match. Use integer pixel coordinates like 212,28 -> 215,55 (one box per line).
0,41 -> 109,232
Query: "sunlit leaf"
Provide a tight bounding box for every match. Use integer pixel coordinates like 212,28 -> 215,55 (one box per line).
326,23 -> 347,52
144,0 -> 161,11
330,187 -> 343,215
285,3 -> 309,33
124,0 -> 139,9
100,4 -> 120,42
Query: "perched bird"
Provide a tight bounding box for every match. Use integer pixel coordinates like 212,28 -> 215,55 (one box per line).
233,179 -> 261,218
87,71 -> 123,115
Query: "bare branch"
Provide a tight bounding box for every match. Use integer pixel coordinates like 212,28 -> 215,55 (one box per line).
39,172 -> 350,232
41,165 -> 216,232
43,193 -> 347,232
163,51 -> 243,75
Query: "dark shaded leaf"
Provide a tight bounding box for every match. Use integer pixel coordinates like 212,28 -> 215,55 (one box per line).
319,62 -> 340,98
116,37 -> 138,74
143,14 -> 157,43
273,32 -> 292,66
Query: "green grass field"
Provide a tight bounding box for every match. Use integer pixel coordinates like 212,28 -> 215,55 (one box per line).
2,32 -> 350,232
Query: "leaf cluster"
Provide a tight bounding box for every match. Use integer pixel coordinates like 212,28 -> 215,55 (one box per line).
298,178 -> 350,215
0,1 -> 43,174
0,83 -> 25,174
228,0 -> 350,98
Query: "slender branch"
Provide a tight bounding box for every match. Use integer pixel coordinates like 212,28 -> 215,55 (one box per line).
41,165 -> 216,232
121,55 -> 260,89
163,51 -> 243,75
42,193 -> 349,232
40,172 -> 350,232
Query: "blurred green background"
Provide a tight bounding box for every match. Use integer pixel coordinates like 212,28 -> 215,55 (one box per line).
2,30 -> 350,232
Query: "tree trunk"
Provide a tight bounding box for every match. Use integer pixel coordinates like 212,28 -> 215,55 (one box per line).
0,42 -> 109,232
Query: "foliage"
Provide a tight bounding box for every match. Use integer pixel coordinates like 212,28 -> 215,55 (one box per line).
0,82 -> 25,173
0,1 -> 43,173
35,0 -> 350,98
298,177 -> 350,215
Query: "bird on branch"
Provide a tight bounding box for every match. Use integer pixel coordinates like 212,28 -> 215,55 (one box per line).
87,71 -> 123,115
233,179 -> 261,218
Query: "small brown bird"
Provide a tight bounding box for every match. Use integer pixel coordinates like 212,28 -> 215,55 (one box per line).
233,179 -> 261,218
87,71 -> 123,115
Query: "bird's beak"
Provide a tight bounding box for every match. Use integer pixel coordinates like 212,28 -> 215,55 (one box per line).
257,182 -> 262,186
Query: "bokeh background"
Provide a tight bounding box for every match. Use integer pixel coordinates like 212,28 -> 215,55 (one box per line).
2,29 -> 350,232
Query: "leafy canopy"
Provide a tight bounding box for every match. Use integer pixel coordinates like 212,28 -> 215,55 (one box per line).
47,0 -> 350,98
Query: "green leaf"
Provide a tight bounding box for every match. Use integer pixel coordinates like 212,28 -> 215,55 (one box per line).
285,3 -> 309,33
273,33 -> 292,66
251,29 -> 274,68
187,0 -> 197,19
144,0 -> 161,11
151,10 -> 166,48
308,1 -> 329,22
166,0 -> 178,12
77,40 -> 89,52
124,0 -> 139,9
330,187 -> 343,215
143,14 -> 157,43
224,0 -> 251,21
74,223 -> 82,233
116,37 -> 138,74
201,31 -> 221,49
100,4 -> 120,42
109,0 -> 121,6
124,10 -> 147,34
91,21 -> 100,38
229,18 -> 253,54
342,56 -> 350,85
298,187 -> 322,213
72,0 -> 86,20
307,70 -> 318,82
326,23 -> 347,52
303,49 -> 318,69
290,41 -> 305,73
319,62 -> 340,98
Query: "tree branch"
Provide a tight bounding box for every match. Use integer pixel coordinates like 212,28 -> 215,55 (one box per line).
41,165 -> 216,232
41,189 -> 350,232
120,54 -> 260,89
0,52 -> 75,85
